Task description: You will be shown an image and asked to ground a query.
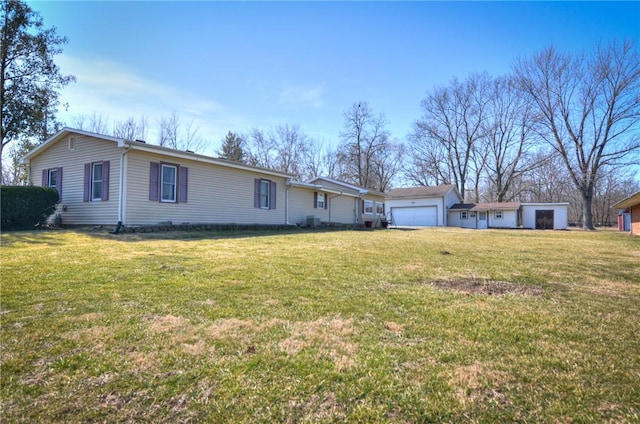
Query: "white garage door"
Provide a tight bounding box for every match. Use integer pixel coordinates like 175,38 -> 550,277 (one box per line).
391,206 -> 438,226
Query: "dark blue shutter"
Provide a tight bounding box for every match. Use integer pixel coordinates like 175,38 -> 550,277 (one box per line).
324,193 -> 328,209
42,169 -> 47,186
149,162 -> 159,201
101,161 -> 109,201
179,166 -> 188,203
314,192 -> 318,208
83,163 -> 91,202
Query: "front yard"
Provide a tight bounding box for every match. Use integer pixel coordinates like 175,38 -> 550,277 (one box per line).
1,227 -> 639,422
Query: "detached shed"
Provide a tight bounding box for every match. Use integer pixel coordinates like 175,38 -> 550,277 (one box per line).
521,203 -> 569,230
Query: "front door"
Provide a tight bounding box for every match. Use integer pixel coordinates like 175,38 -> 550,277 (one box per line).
478,211 -> 487,229
535,210 -> 554,229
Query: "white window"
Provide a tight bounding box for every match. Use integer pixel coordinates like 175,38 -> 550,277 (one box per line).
461,210 -> 468,220
48,169 -> 58,191
376,202 -> 384,215
317,193 -> 326,209
364,200 -> 374,214
161,164 -> 177,202
91,163 -> 103,201
495,210 -> 503,219
260,179 -> 270,209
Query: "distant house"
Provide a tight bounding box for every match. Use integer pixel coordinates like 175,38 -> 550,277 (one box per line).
448,202 -> 569,230
612,191 -> 640,236
385,185 -> 462,227
448,202 -> 521,229
20,128 -> 383,228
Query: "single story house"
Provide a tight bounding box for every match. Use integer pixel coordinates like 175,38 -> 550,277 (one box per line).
20,128 -> 385,228
385,185 -> 462,227
612,191 -> 640,236
448,202 -> 521,229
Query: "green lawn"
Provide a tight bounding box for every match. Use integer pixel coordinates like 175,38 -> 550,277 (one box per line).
1,227 -> 639,423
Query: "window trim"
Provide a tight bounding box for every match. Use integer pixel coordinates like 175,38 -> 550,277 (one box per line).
260,179 -> 270,209
91,163 -> 103,201
161,163 -> 178,203
48,169 -> 58,191
375,201 -> 384,215
316,192 -> 326,209
363,200 -> 374,215
495,210 -> 503,219
461,210 -> 468,220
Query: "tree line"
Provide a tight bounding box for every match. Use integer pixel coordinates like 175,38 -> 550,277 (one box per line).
2,0 -> 639,230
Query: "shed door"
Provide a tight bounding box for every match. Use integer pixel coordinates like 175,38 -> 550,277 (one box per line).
391,206 -> 437,226
535,210 -> 554,230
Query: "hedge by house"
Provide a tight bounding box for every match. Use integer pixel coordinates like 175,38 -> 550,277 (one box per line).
1,186 -> 59,231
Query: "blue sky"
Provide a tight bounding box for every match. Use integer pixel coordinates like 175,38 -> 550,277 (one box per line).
29,1 -> 640,155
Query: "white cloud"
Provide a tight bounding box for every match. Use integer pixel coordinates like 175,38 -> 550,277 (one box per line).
278,84 -> 325,109
55,55 -> 237,154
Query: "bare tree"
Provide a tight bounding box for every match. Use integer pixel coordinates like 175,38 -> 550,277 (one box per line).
158,111 -> 206,152
245,124 -> 316,179
70,112 -> 110,134
410,74 -> 491,201
113,115 -> 148,141
338,101 -> 393,190
514,40 -> 640,230
482,76 -> 542,202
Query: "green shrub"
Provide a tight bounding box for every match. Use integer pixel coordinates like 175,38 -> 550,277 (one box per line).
1,186 -> 59,231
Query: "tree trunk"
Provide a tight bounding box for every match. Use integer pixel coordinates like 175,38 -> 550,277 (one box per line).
581,190 -> 595,230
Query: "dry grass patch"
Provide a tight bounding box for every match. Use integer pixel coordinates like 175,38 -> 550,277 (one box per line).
448,362 -> 511,407
429,279 -> 544,296
278,316 -> 357,371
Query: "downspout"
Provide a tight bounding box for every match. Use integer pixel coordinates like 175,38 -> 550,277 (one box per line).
285,183 -> 291,225
113,143 -> 131,234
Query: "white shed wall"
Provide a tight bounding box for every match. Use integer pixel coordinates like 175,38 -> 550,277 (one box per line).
521,204 -> 569,229
488,209 -> 519,228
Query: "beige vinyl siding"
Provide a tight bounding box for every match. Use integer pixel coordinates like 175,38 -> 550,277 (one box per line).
288,187 -> 325,225
28,135 -> 121,225
124,151 -> 287,225
329,195 -> 357,224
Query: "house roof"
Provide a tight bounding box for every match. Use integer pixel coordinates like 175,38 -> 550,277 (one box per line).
387,184 -> 457,199
287,180 -> 360,197
21,127 -> 294,179
306,177 -> 386,197
612,191 -> 640,209
449,202 -> 521,211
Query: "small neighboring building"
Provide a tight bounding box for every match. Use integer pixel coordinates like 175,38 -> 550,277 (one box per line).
448,202 -> 521,229
385,185 -> 462,227
521,203 -> 569,230
612,191 -> 640,236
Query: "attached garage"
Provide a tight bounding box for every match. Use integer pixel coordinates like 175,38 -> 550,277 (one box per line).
385,185 -> 462,227
391,206 -> 438,227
